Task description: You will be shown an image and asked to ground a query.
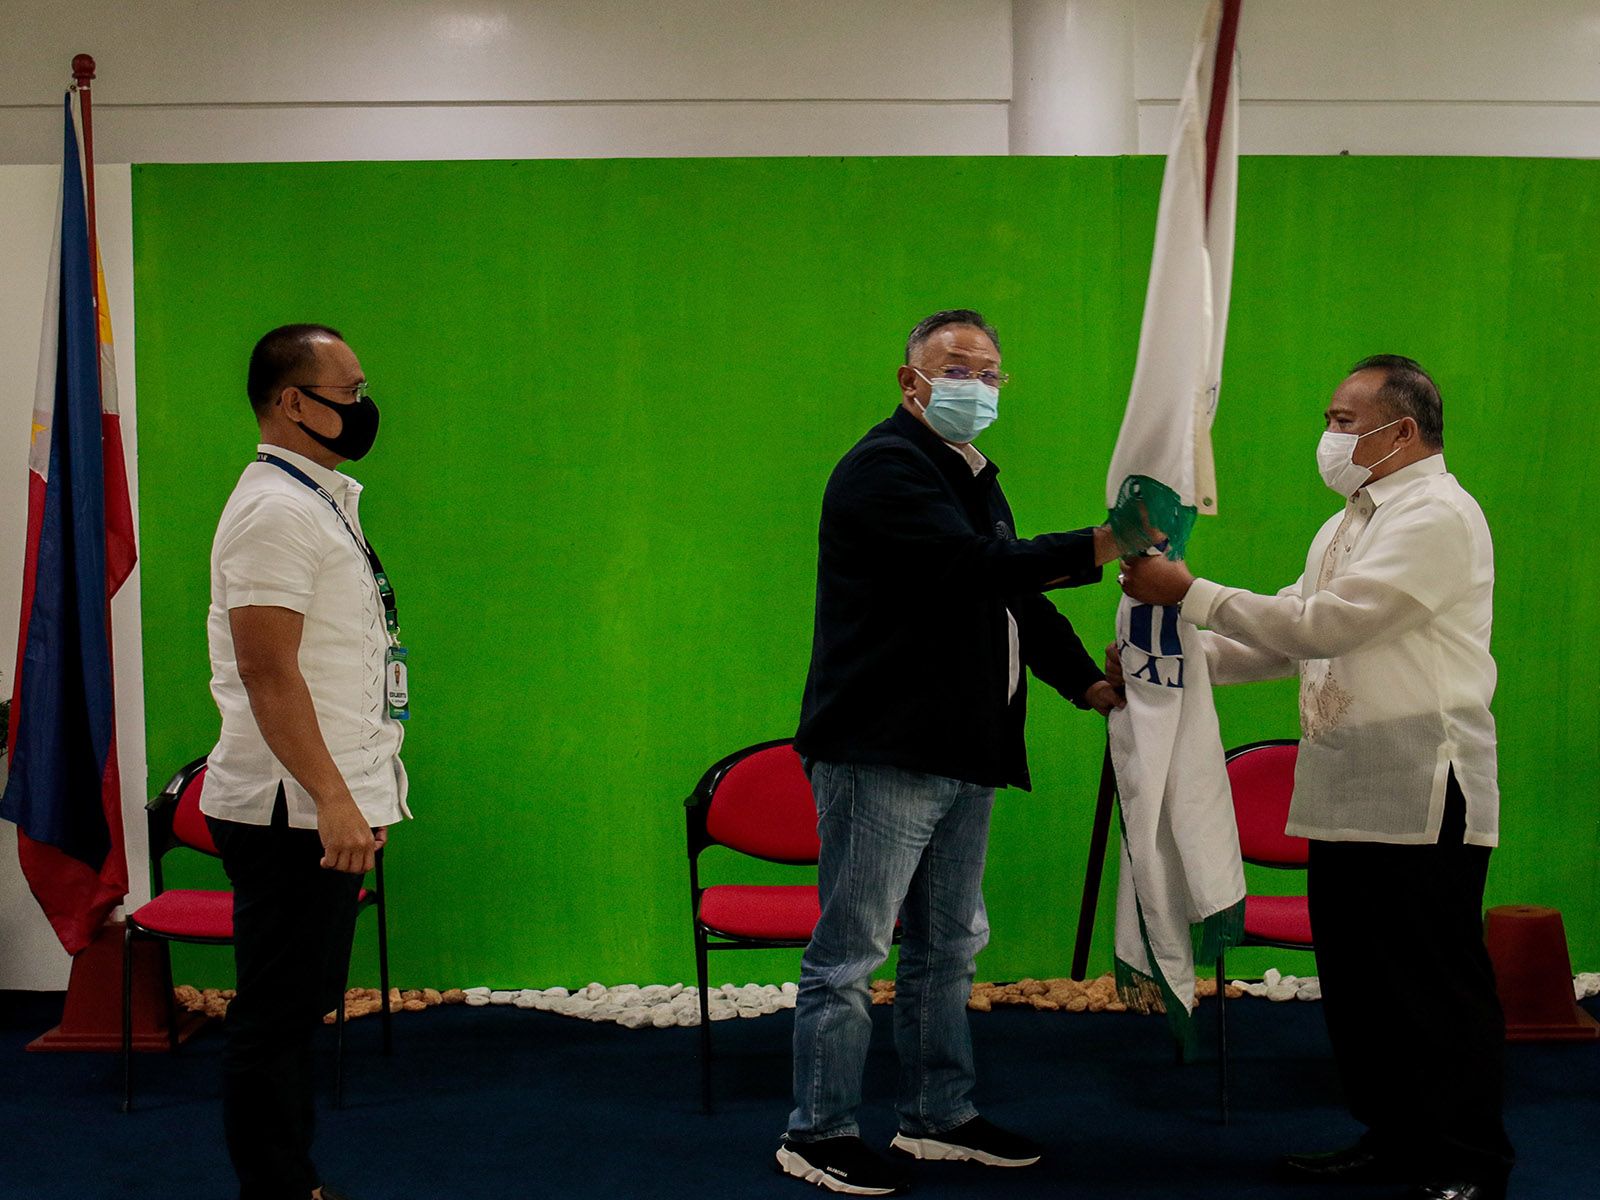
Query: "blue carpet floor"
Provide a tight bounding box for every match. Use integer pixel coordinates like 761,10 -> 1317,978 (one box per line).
1,989 -> 1595,1198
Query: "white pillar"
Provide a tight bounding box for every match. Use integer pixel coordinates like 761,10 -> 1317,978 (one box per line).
1010,0 -> 1137,155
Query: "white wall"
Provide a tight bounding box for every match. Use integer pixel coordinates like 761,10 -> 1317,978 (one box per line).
0,166 -> 146,990
0,0 -> 1013,162
1,0 -> 1595,164
1135,0 -> 1600,154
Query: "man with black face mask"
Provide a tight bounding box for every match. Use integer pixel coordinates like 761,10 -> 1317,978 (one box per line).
199,323 -> 409,1200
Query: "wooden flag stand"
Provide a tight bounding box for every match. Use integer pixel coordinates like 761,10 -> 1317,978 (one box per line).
28,921 -> 207,1052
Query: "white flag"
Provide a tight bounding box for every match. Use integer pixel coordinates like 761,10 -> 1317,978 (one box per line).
1105,0 -> 1244,1052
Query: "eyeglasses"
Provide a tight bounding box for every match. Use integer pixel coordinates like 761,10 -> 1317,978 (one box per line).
294,382 -> 372,403
917,365 -> 1011,389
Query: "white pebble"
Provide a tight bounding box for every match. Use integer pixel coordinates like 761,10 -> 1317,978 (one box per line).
1263,969 -> 1282,987
457,980 -> 800,1028
1265,983 -> 1298,1002
1296,981 -> 1323,1001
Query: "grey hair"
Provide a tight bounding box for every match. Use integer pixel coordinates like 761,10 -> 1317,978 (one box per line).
905,309 -> 1000,363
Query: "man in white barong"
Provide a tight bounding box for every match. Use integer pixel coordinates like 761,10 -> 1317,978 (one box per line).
1119,355 -> 1512,1200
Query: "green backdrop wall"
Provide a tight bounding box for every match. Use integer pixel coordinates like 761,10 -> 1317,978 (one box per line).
131,156 -> 1600,991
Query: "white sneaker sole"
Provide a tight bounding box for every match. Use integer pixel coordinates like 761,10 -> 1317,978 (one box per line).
890,1132 -> 1040,1167
775,1146 -> 901,1195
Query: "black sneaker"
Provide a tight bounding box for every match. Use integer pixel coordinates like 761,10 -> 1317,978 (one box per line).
776,1134 -> 912,1195
891,1116 -> 1042,1167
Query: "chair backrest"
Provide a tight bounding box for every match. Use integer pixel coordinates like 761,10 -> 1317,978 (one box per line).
692,741 -> 820,865
148,757 -> 219,865
171,765 -> 218,855
1225,740 -> 1308,868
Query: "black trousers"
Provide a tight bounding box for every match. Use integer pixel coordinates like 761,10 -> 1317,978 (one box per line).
1307,773 -> 1514,1188
208,793 -> 363,1200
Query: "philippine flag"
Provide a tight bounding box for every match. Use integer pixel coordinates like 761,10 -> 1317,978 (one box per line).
1,88 -> 138,955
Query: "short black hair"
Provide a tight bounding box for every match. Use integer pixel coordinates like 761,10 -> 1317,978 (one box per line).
1348,354 -> 1444,449
247,323 -> 344,415
905,309 -> 1000,363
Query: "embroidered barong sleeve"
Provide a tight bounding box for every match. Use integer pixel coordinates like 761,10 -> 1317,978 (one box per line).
1181,498 -> 1471,661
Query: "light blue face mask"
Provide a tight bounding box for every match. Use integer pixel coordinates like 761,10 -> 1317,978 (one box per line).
913,369 -> 1000,444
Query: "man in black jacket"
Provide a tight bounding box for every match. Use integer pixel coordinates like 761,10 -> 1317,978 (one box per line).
777,310 -> 1121,1195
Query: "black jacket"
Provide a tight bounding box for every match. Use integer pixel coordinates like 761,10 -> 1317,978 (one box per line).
795,406 -> 1106,790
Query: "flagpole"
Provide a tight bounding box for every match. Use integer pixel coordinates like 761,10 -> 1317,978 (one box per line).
70,53 -> 101,402
1081,0 -> 1241,985
70,51 -> 124,948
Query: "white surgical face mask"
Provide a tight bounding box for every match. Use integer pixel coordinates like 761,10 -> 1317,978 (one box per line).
912,369 -> 999,444
1317,418 -> 1403,498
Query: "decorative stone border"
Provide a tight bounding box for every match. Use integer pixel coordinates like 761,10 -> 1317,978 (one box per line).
169,968 -> 1600,1029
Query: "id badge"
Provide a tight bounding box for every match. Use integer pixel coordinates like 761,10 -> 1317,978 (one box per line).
385,643 -> 410,720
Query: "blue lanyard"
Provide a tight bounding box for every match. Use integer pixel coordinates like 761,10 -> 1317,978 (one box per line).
256,452 -> 399,636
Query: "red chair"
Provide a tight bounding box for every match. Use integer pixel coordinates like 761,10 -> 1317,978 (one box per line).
122,757 -> 391,1112
1215,738 -> 1314,1122
685,739 -> 901,1114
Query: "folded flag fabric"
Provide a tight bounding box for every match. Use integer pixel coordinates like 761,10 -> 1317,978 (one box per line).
1104,0 -> 1245,1052
1,87 -> 137,954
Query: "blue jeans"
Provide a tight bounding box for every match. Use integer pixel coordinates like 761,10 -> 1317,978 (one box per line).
788,760 -> 995,1140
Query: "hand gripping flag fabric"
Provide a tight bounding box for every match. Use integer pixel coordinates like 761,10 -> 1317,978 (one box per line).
1104,0 -> 1244,1052
1,89 -> 138,954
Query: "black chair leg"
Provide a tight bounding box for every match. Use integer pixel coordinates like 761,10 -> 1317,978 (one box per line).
161,941 -> 181,1054
334,982 -> 347,1110
375,853 -> 392,1057
695,926 -> 713,1115
1217,952 -> 1230,1126
121,924 -> 135,1113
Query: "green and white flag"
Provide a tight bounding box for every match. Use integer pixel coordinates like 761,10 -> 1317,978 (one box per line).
1106,0 -> 1246,1053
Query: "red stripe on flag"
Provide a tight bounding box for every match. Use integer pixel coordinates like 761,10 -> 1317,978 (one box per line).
101,412 -> 136,593
1203,0 -> 1243,219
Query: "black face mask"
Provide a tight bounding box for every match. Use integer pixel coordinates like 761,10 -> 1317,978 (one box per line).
297,388 -> 380,461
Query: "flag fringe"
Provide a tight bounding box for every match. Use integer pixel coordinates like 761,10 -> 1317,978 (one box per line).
1192,896 -> 1246,962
